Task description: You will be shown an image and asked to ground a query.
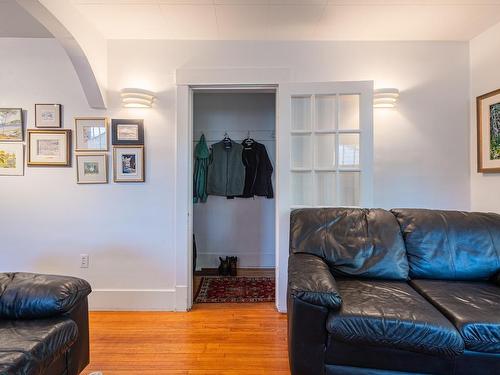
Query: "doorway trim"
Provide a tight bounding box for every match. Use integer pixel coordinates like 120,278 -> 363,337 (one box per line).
174,68 -> 291,312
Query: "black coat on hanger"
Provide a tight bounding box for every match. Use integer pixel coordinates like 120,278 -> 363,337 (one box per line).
239,140 -> 274,199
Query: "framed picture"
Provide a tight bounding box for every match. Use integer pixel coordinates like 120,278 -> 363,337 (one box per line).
0,108 -> 23,141
75,117 -> 108,151
477,89 -> 500,173
35,104 -> 61,128
113,146 -> 144,182
111,119 -> 144,145
0,143 -> 24,176
27,129 -> 71,166
76,154 -> 107,184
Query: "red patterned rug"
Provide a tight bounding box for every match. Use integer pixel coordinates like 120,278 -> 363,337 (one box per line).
195,276 -> 275,303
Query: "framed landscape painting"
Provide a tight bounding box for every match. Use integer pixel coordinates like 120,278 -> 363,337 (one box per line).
27,129 -> 71,166
0,143 -> 24,176
477,89 -> 500,173
76,154 -> 107,184
0,108 -> 23,141
113,145 -> 144,182
35,104 -> 61,128
111,119 -> 144,145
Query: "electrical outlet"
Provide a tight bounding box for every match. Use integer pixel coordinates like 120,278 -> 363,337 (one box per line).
80,254 -> 89,268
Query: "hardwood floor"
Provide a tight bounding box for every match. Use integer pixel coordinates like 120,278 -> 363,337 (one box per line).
83,302 -> 289,375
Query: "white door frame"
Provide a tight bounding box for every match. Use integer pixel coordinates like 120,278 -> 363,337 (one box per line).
174,69 -> 374,313
174,68 -> 291,312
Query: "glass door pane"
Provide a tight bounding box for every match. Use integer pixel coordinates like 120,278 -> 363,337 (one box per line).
339,94 -> 360,130
338,133 -> 360,168
316,172 -> 336,206
338,172 -> 360,206
314,134 -> 336,169
291,135 -> 312,169
292,96 -> 311,131
291,172 -> 313,206
315,95 -> 337,131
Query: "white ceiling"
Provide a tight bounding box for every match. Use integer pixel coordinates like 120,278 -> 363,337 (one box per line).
68,0 -> 500,40
0,0 -> 52,38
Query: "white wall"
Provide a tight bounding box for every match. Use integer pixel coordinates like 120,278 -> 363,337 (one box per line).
1,38 -> 470,310
470,22 -> 500,212
109,40 -> 470,212
0,38 -> 176,310
193,92 -> 275,269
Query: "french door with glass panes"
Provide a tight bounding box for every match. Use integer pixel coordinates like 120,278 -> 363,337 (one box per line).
276,81 -> 373,309
280,81 -> 373,208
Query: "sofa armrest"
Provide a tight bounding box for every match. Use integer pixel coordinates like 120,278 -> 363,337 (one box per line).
0,272 -> 91,319
288,253 -> 342,310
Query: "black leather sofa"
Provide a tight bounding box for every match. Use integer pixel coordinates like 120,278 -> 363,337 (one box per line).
0,272 -> 91,375
288,208 -> 500,375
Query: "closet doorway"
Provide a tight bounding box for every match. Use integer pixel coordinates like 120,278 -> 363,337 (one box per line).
191,87 -> 277,305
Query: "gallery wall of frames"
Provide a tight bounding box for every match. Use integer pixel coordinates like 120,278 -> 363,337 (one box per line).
0,105 -> 145,183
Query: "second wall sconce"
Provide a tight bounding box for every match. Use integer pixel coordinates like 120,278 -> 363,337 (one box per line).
374,88 -> 400,108
121,88 -> 156,108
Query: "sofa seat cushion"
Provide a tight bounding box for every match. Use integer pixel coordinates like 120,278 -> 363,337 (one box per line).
410,279 -> 500,354
326,279 -> 464,358
0,317 -> 78,375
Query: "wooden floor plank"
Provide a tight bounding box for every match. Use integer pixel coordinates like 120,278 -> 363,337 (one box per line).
84,303 -> 289,374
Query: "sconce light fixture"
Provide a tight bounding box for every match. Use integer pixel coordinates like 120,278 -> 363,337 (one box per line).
121,88 -> 155,108
374,88 -> 400,108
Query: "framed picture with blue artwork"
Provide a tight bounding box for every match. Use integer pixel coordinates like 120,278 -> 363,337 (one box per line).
113,145 -> 144,182
477,89 -> 500,173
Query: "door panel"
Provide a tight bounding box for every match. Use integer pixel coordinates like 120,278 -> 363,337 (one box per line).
276,81 -> 373,311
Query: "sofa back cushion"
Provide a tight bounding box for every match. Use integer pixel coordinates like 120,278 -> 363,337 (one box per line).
290,208 -> 409,280
392,209 -> 500,280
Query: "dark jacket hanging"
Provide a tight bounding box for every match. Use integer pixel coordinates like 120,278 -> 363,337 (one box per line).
240,140 -> 274,199
207,140 -> 245,197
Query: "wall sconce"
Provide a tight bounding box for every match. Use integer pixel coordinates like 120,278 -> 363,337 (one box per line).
121,88 -> 155,108
374,88 -> 400,108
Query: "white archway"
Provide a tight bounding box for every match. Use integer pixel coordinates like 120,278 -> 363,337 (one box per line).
17,0 -> 107,109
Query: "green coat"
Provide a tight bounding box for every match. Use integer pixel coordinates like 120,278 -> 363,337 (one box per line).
193,134 -> 209,203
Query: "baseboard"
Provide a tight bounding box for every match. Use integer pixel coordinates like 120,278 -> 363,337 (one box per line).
197,252 -> 275,269
89,289 -> 176,311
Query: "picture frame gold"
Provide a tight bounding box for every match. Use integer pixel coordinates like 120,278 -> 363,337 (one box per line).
74,117 -> 109,152
27,129 -> 71,167
477,88 -> 500,173
113,145 -> 145,182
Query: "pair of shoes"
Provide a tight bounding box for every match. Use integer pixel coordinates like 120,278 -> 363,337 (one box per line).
217,256 -> 238,276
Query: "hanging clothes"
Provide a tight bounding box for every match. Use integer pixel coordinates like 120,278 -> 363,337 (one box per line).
207,139 -> 245,197
193,134 -> 209,203
240,139 -> 274,199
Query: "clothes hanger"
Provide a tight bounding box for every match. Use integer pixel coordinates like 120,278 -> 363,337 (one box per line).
222,131 -> 232,149
243,130 -> 255,148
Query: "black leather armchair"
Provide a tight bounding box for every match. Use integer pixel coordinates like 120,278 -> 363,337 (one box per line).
0,272 -> 91,375
288,208 -> 500,375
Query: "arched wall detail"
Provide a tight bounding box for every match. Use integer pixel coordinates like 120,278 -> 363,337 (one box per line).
17,0 -> 107,109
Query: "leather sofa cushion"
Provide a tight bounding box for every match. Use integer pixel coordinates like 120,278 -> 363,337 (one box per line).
290,208 -> 409,280
326,279 -> 464,358
0,317 -> 77,375
410,279 -> 500,353
392,209 -> 500,280
0,272 -> 91,319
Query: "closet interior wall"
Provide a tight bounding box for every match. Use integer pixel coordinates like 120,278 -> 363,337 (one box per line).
193,91 -> 276,270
